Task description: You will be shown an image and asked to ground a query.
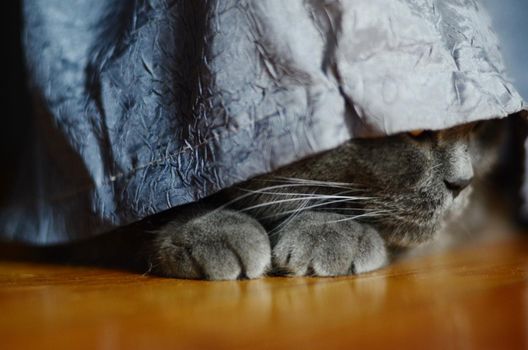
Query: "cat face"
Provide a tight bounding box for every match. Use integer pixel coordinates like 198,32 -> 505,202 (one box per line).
312,120 -> 503,246
241,119 -> 505,247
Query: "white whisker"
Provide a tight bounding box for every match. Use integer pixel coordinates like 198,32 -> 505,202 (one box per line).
268,197 -> 312,236
268,176 -> 366,189
326,211 -> 393,223
239,195 -> 368,212
258,198 -> 368,220
216,182 -> 369,211
239,188 -> 360,197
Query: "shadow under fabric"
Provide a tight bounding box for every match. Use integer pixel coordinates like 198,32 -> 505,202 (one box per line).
1,0 -> 527,244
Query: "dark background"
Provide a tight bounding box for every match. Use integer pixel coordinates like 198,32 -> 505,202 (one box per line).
3,0 -> 31,201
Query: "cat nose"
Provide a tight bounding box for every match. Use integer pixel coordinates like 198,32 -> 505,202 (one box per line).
444,176 -> 472,198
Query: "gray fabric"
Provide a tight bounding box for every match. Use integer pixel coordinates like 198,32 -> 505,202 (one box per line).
1,0 -> 526,244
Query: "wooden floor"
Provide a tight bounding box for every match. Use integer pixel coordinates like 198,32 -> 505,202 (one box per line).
1,235 -> 528,350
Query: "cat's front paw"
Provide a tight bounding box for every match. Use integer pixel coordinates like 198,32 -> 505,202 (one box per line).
272,211 -> 387,276
153,210 -> 271,280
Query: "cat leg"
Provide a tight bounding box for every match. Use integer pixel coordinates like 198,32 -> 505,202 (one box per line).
152,209 -> 271,280
272,211 -> 387,276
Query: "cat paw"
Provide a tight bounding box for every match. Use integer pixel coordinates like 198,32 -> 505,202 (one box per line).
153,210 -> 271,280
272,211 -> 387,276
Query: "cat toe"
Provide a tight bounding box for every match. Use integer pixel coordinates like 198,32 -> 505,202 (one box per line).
272,212 -> 388,277
272,230 -> 357,276
351,229 -> 388,273
153,210 -> 271,280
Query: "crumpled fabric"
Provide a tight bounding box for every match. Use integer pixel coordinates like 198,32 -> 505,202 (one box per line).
1,0 -> 526,244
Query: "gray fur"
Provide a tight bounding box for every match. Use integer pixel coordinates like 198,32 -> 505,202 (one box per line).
151,120 -> 505,280
153,210 -> 271,280
272,211 -> 387,276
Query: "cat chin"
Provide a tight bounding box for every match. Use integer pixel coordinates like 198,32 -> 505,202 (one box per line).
380,198 -> 472,248
377,220 -> 441,247
385,188 -> 473,247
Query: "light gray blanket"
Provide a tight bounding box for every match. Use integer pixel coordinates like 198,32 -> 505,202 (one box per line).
2,0 -> 526,243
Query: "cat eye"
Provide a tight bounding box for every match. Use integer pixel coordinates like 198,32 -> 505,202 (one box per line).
407,129 -> 433,141
408,130 -> 425,137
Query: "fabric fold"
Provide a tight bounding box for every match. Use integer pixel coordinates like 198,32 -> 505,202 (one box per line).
2,0 -> 526,243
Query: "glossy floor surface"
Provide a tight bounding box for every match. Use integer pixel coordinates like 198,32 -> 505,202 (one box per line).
1,235 -> 527,350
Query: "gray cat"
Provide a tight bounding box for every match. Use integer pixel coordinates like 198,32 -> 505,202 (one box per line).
145,119 -> 505,280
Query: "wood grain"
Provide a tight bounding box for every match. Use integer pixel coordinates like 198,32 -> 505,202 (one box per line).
1,235 -> 527,350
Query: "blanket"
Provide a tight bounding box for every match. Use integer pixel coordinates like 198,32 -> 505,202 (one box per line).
1,0 -> 526,243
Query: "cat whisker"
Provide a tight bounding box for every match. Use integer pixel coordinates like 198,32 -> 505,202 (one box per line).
326,210 -> 394,223
316,207 -> 370,211
259,177 -> 369,191
257,199 -> 369,220
238,188 -> 361,197
243,186 -> 374,199
214,184 -> 313,210
266,194 -> 316,236
217,182 -> 370,212
239,195 -> 375,213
